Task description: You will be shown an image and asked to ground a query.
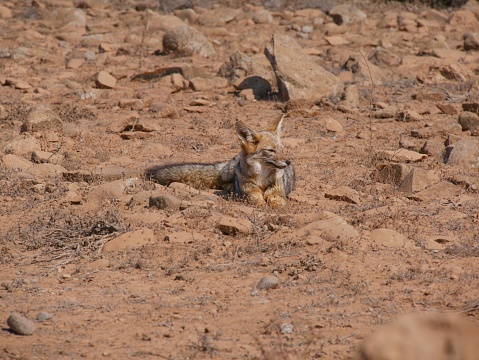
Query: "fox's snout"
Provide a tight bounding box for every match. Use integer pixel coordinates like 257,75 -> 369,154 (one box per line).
266,158 -> 291,169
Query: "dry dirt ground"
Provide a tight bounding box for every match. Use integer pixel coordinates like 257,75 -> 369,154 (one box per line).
1,0 -> 479,359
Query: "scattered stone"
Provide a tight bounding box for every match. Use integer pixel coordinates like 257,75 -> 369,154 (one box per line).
357,313 -> 479,360
0,5 -> 12,19
368,47 -> 401,68
102,228 -> 155,252
67,58 -> 85,69
217,216 -> 253,236
399,167 -> 440,193
96,71 -> 116,89
189,77 -> 229,91
37,312 -> 53,322
444,139 -> 479,166
322,118 -> 344,133
2,154 -> 33,171
464,32 -> 479,51
376,149 -> 427,163
163,26 -> 216,58
7,312 -> 36,336
149,194 -> 182,210
301,211 -> 359,242
324,35 -> 349,46
253,10 -> 273,24
458,112 -> 479,131
50,7 -> 86,27
325,186 -> 361,204
118,99 -> 144,110
462,103 -> 479,114
396,110 -> 422,122
370,228 -> 417,249
264,33 -> 340,102
420,139 -> 444,158
159,0 -> 193,13
4,134 -> 41,156
5,78 -> 32,90
234,76 -> 272,99
198,7 -> 241,27
25,163 -> 67,178
439,64 -> 468,81
376,163 -> 411,185
165,231 -> 206,244
329,4 -> 366,25
408,181 -> 462,202
436,103 -> 458,115
251,275 -> 279,295
31,150 -> 63,164
25,105 -> 63,133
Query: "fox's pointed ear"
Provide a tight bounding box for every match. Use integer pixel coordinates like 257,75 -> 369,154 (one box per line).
266,114 -> 284,136
236,121 -> 259,145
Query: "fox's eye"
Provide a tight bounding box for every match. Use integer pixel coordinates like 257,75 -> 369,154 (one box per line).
264,149 -> 276,153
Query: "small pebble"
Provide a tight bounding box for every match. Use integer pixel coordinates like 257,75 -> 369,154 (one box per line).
37,312 -> 53,322
7,312 -> 36,335
251,275 -> 280,295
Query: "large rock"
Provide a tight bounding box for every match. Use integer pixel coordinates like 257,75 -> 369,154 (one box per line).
458,112 -> 479,131
198,7 -> 241,27
370,228 -> 417,249
163,26 -> 216,58
264,33 -> 340,102
301,211 -> 359,242
103,228 -> 155,252
24,105 -> 62,133
217,50 -> 276,87
329,4 -> 367,25
357,313 -> 479,360
444,139 -> 479,166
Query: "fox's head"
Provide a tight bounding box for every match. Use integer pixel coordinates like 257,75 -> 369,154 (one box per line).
235,115 -> 290,169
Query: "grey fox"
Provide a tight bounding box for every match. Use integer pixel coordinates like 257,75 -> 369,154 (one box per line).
146,115 -> 295,206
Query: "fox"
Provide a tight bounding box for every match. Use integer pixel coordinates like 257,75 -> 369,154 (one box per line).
145,114 -> 295,206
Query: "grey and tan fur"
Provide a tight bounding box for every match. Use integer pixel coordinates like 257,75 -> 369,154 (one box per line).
146,115 -> 295,206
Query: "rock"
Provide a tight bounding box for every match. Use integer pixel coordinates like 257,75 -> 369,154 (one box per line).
408,181 -> 462,202
102,228 -> 155,252
7,312 -> 36,336
399,168 -> 440,193
329,4 -> 366,25
449,10 -> 479,30
436,103 -> 458,115
50,8 -> 86,27
324,35 -> 349,46
396,110 -> 422,122
264,33 -> 340,102
37,312 -> 53,322
0,5 -> 12,19
149,194 -> 182,210
376,163 -> 411,185
253,10 -> 273,24
118,99 -> 144,110
234,76 -> 272,99
370,228 -> 417,249
198,7 -> 241,27
458,112 -> 479,131
25,105 -> 63,133
420,139 -> 444,158
166,231 -> 206,244
462,103 -> 479,114
444,139 -> 479,166
189,77 -> 229,91
145,12 -> 186,31
174,9 -> 198,24
239,88 -> 255,101
5,78 -> 32,90
301,211 -> 359,242
24,163 -> 67,178
217,216 -> 253,236
67,58 -> 85,69
2,154 -> 33,171
325,186 -> 361,204
251,275 -> 279,295
159,0 -> 193,13
4,134 -> 41,156
96,71 -> 116,89
357,313 -> 479,360
464,32 -> 479,51
376,149 -> 427,163
398,11 -> 418,32
163,26 -> 216,58
439,64 -> 468,82
217,50 -> 276,87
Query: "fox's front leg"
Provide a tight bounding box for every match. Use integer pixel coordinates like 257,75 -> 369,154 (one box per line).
264,186 -> 286,207
241,182 -> 267,206
264,171 -> 287,207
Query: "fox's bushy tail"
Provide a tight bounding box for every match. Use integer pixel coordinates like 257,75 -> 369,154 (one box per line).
145,162 -> 229,190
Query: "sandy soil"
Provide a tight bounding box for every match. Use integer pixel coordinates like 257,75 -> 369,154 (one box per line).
1,1 -> 479,359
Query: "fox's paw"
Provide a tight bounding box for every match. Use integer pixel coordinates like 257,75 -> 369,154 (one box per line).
267,195 -> 286,207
